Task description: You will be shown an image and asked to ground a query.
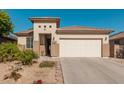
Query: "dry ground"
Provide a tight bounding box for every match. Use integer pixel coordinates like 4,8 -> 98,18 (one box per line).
0,57 -> 63,84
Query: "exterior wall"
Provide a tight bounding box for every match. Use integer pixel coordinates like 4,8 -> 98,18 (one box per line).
33,22 -> 57,42
119,39 -> 124,44
33,41 -> 40,55
110,41 -> 114,57
51,44 -> 59,57
103,44 -> 110,57
33,22 -> 58,55
17,36 -> 26,50
18,36 -> 26,46
17,34 -> 33,51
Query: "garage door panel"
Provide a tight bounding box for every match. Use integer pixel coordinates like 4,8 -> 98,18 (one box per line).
60,39 -> 101,57
80,40 -> 101,57
60,40 -> 81,57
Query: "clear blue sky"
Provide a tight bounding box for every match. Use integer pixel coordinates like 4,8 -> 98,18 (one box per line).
7,9 -> 124,34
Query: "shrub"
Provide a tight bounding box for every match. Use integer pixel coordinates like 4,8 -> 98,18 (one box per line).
18,50 -> 38,65
4,71 -> 21,81
0,43 -> 20,62
3,64 -> 22,81
10,71 -> 21,81
39,61 -> 56,68
0,43 -> 38,65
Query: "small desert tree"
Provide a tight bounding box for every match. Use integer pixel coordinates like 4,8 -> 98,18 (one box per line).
0,10 -> 13,37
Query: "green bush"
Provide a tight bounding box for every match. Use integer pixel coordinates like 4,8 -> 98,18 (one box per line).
18,50 -> 38,65
0,43 -> 20,62
39,61 -> 56,68
0,43 -> 38,65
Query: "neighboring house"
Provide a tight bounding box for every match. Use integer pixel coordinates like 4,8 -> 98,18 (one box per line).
0,35 -> 17,44
15,17 -> 112,57
110,32 -> 124,58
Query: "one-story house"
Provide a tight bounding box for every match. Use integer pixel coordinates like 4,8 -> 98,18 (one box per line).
15,17 -> 113,57
110,32 -> 124,58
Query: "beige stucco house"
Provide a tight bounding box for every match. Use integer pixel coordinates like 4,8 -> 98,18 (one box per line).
15,17 -> 112,57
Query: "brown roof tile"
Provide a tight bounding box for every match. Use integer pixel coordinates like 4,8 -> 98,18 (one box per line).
56,26 -> 113,34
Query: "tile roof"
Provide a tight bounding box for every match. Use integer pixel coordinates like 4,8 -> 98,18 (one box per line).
56,26 -> 113,34
110,31 -> 124,40
15,29 -> 33,36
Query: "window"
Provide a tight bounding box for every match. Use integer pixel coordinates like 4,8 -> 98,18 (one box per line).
114,40 -> 120,44
38,25 -> 41,28
49,25 -> 52,28
26,37 -> 33,48
44,25 -> 46,28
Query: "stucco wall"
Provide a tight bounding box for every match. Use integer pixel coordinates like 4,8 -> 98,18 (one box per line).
51,44 -> 59,57
17,36 -> 26,51
33,41 -> 40,55
103,43 -> 110,57
33,22 -> 58,55
33,22 -> 57,42
18,36 -> 26,45
120,39 -> 124,44
17,35 -> 33,50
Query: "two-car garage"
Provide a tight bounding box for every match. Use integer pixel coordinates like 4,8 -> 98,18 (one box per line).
59,39 -> 102,57
56,26 -> 112,58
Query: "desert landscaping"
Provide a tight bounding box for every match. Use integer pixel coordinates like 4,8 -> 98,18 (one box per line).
0,57 -> 63,84
0,43 -> 63,84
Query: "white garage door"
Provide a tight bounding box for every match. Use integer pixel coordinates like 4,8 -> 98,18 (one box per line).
60,39 -> 101,57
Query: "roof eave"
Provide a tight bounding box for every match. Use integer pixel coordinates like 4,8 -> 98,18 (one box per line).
56,30 -> 113,34
29,17 -> 60,23
14,32 -> 33,36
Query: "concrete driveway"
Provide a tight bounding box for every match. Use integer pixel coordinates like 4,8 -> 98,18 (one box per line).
60,58 -> 124,84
